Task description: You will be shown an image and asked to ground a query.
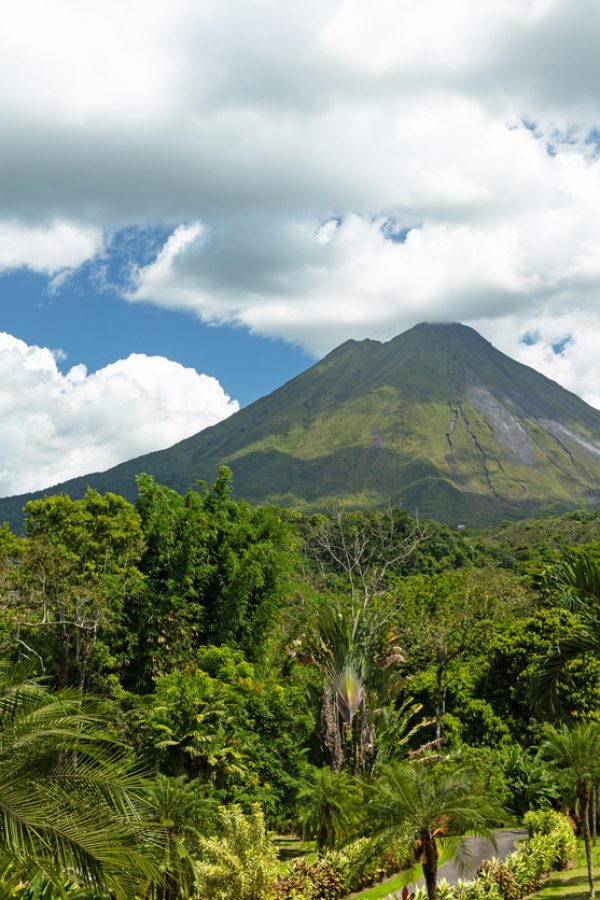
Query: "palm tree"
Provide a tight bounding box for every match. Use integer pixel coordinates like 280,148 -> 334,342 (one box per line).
143,775 -> 216,900
370,760 -> 502,900
294,603 -> 405,772
543,723 -> 600,899
0,663 -> 155,896
295,766 -> 362,852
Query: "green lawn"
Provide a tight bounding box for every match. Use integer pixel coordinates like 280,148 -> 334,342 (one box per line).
347,870 -> 411,899
273,834 -> 317,872
535,842 -> 600,900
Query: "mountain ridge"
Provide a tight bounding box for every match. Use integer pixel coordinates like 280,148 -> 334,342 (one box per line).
3,322 -> 600,529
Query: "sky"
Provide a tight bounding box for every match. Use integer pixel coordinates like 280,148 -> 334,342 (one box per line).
2,0 -> 600,497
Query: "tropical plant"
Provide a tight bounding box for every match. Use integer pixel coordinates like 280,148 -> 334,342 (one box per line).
194,804 -> 278,900
143,775 -> 217,900
294,602 -> 405,772
275,857 -> 344,899
533,555 -> 600,715
0,662 -> 155,896
501,746 -> 559,817
295,766 -> 362,852
370,761 -> 502,900
542,723 -> 600,898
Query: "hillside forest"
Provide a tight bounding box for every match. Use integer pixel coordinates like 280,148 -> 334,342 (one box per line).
0,467 -> 600,898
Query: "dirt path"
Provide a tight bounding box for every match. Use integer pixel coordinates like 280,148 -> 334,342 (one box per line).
389,829 -> 528,898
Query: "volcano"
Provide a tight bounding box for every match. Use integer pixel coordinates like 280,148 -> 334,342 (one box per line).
4,323 -> 600,528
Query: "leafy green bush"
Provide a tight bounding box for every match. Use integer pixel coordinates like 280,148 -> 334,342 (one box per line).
323,833 -> 412,892
523,809 -> 576,868
501,810 -> 575,893
275,858 -> 344,900
454,876 -> 502,900
477,859 -> 520,900
195,805 -> 279,900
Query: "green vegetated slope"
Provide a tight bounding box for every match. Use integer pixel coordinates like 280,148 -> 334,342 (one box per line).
3,322 -> 600,529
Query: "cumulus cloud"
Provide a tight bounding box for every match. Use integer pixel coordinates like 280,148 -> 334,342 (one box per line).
0,220 -> 102,274
0,333 -> 238,496
476,313 -> 600,412
3,0 -> 600,401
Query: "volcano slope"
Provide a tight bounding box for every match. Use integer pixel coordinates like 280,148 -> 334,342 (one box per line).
3,322 -> 600,528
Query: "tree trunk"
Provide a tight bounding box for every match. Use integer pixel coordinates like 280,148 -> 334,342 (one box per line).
579,785 -> 595,899
421,833 -> 439,900
435,668 -> 443,742
59,622 -> 69,689
592,785 -> 597,846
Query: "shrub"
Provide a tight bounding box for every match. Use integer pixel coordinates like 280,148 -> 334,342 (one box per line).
455,873 -> 501,900
195,805 -> 278,900
275,858 -> 344,900
477,859 -> 520,900
328,833 -> 412,891
501,810 -> 575,894
522,809 -> 576,867
438,877 -> 459,900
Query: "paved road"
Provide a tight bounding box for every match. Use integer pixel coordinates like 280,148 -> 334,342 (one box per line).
388,829 -> 527,898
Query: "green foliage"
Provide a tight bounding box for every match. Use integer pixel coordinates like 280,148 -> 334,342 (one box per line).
478,608 -> 600,745
531,551 -> 600,716
0,663 -> 155,896
130,648 -> 312,821
143,774 -> 217,899
275,857 -> 344,900
128,469 -> 293,687
298,599 -> 407,772
2,470 -> 599,897
295,767 -> 362,851
322,833 -> 413,893
194,804 -> 279,900
10,489 -> 145,690
474,511 -> 600,577
391,569 -> 519,743
476,861 -> 520,900
501,747 -> 559,817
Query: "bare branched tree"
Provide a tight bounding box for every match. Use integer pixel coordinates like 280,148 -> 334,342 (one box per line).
302,507 -> 426,611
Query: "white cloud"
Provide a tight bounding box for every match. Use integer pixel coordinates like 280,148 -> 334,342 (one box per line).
2,0 -> 600,402
0,333 -> 238,496
0,220 -> 102,274
477,312 -> 600,411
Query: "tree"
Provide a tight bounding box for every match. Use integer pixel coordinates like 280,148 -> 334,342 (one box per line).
481,608 -> 600,745
131,647 -> 312,820
143,775 -> 217,900
128,470 -> 292,688
0,663 -> 154,896
533,554 -> 600,716
302,508 -> 424,607
291,602 -> 406,772
396,571 -> 511,741
502,745 -> 559,818
543,723 -> 600,899
6,490 -> 145,691
295,766 -> 361,851
370,760 -> 501,900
